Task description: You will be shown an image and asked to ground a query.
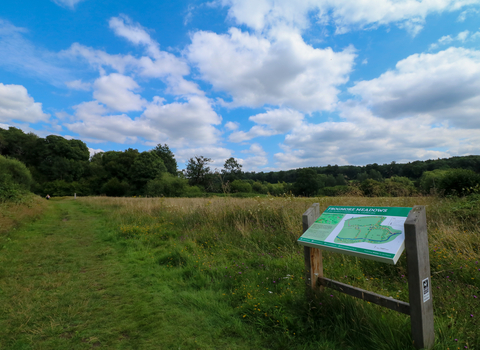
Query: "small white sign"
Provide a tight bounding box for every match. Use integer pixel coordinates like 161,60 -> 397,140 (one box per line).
422,277 -> 430,302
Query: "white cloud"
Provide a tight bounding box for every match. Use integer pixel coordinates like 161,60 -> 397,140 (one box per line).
222,0 -> 480,35
0,83 -> 49,123
66,101 -> 156,143
88,147 -> 104,158
93,73 -> 146,112
457,8 -> 480,21
348,47 -> 480,128
229,108 -> 304,142
241,143 -> 268,169
175,146 -> 232,167
66,94 -> 222,148
66,16 -> 202,96
225,121 -> 239,130
141,95 -> 222,147
457,30 -> 470,42
274,102 -> 480,169
430,29 -> 480,50
273,47 -> 480,169
187,28 -> 355,112
66,79 -> 91,91
52,0 -> 85,9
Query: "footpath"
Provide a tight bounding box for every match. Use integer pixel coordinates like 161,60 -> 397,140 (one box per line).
0,198 -> 156,349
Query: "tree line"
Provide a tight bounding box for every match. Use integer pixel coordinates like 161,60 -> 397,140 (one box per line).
1,126 -> 479,199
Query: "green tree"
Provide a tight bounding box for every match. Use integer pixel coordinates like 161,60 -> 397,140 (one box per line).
293,168 -> 319,196
101,177 -> 129,197
153,144 -> 177,175
185,156 -> 211,187
222,157 -> 243,182
129,152 -> 167,191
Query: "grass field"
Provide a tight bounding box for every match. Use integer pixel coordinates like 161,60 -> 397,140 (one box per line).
0,195 -> 479,349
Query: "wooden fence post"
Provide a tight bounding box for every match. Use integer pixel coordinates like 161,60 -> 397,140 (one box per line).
303,203 -> 323,289
405,206 -> 434,349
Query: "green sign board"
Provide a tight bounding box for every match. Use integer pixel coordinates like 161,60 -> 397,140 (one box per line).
298,206 -> 412,264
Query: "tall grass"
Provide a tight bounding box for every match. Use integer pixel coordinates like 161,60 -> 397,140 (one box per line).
0,194 -> 46,236
77,195 -> 479,349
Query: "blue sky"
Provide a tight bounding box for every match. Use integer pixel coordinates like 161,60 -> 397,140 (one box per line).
1,0 -> 480,171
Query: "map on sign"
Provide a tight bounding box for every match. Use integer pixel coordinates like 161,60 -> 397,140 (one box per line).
334,216 -> 401,244
298,206 -> 412,264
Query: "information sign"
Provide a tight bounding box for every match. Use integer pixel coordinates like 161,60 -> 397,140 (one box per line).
298,206 -> 412,264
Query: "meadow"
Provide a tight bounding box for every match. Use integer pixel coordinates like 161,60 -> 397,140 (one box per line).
1,195 -> 479,349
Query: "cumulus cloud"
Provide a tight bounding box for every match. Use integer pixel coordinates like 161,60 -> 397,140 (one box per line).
225,121 -> 239,130
65,101 -> 156,143
274,102 -> 480,169
142,95 -> 222,147
229,108 -> 304,142
187,28 -> 355,112
241,143 -> 269,169
93,73 -> 146,112
66,94 -> 222,148
0,83 -> 49,123
348,47 -> 480,128
88,147 -> 104,158
65,16 -> 202,96
272,48 -> 480,168
222,0 -> 479,35
175,146 -> 232,167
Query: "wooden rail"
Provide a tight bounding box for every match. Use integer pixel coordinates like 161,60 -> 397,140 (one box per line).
317,277 -> 410,315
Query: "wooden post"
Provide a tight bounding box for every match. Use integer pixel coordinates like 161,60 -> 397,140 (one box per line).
405,206 -> 434,349
303,203 -> 323,289
74,193 -> 77,199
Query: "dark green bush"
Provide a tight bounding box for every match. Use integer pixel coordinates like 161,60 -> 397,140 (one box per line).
438,169 -> 480,196
360,179 -> 388,197
100,178 -> 129,197
0,156 -> 33,202
145,173 -> 188,197
322,185 -> 349,196
230,180 -> 252,193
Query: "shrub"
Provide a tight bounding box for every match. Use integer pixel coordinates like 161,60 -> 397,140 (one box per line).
252,181 -> 268,194
360,179 -> 388,197
230,180 -> 252,193
0,156 -> 32,190
384,176 -> 417,196
420,169 -> 480,196
145,173 -> 188,197
0,156 -> 33,202
182,185 -> 204,197
100,177 -> 129,197
438,169 -> 480,196
419,169 -> 448,194
322,185 -> 349,196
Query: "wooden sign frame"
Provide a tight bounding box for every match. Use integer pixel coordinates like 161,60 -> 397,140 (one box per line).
303,204 -> 434,349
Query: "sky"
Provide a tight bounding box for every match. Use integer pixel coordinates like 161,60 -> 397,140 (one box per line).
1,0 -> 480,172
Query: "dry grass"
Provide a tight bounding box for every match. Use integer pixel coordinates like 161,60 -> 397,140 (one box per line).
0,195 -> 47,235
78,195 -> 479,260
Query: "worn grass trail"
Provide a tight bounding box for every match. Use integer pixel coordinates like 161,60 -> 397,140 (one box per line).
0,198 -> 255,350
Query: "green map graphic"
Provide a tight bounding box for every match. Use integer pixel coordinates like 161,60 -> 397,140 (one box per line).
316,213 -> 345,225
334,216 -> 401,244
